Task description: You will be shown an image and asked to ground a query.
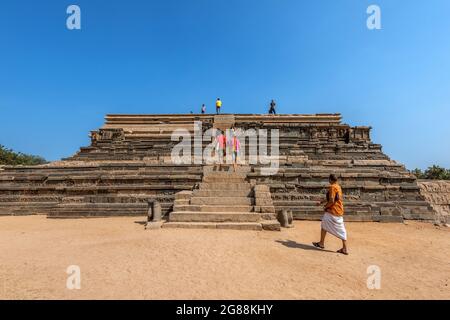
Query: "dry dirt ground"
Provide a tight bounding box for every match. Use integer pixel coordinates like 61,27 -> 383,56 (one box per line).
0,216 -> 449,299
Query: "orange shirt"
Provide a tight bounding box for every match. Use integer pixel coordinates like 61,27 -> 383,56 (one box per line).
325,183 -> 344,216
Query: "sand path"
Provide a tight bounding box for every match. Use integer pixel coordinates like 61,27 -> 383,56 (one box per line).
0,216 -> 448,299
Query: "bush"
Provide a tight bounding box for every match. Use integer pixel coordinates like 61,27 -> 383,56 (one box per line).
411,165 -> 450,180
0,144 -> 47,166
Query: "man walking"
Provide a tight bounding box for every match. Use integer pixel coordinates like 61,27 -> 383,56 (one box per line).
313,174 -> 349,255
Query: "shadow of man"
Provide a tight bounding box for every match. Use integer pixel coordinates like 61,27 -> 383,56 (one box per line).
276,240 -> 334,253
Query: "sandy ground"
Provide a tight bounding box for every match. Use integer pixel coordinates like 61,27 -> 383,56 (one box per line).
0,216 -> 449,300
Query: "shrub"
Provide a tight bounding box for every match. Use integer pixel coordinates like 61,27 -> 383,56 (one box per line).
0,144 -> 47,166
411,165 -> 450,180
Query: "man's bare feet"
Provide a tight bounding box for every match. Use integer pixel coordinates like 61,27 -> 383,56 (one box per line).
337,248 -> 349,255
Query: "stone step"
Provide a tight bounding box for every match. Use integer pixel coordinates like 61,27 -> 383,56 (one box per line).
174,199 -> 190,205
169,212 -> 261,222
202,170 -> 248,177
203,176 -> 246,183
1,163 -> 203,172
203,165 -> 251,174
0,195 -> 63,202
199,183 -> 251,190
192,189 -> 252,197
0,184 -> 194,193
47,205 -> 148,218
0,168 -> 202,177
0,202 -> 57,215
173,204 -> 253,212
280,206 -> 374,215
55,202 -> 148,208
272,193 -> 323,200
162,222 -> 263,231
190,197 -> 252,205
293,213 -> 371,222
0,201 -> 58,207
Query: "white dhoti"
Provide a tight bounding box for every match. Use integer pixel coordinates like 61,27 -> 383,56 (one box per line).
321,212 -> 347,240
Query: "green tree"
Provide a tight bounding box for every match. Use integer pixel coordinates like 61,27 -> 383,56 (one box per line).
423,165 -> 450,180
411,168 -> 425,179
0,145 -> 47,166
411,165 -> 450,180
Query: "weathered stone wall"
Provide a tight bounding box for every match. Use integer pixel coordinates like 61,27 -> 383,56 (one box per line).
418,180 -> 450,223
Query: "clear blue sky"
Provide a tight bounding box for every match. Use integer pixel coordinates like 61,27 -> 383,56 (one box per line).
1,0 -> 449,169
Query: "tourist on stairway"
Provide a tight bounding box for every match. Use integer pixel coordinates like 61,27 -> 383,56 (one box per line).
215,130 -> 226,169
230,129 -> 241,172
313,174 -> 349,255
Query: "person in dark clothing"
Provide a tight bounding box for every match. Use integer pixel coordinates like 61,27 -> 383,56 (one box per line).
344,128 -> 351,144
269,99 -> 276,115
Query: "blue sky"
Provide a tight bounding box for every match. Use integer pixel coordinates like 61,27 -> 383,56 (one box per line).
1,0 -> 449,169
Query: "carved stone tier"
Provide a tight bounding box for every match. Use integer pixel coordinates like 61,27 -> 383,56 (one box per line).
0,113 -> 436,224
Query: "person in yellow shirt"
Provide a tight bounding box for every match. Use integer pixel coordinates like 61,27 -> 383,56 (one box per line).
313,174 -> 348,255
215,98 -> 222,114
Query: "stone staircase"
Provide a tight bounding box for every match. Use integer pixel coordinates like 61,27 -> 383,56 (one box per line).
163,166 -> 280,230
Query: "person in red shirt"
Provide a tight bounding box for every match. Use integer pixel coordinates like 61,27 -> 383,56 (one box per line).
313,174 -> 348,255
215,131 -> 226,169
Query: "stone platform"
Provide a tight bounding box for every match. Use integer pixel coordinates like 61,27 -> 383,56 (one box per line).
0,113 -> 436,229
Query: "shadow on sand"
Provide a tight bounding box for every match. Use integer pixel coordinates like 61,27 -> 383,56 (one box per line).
275,239 -> 335,253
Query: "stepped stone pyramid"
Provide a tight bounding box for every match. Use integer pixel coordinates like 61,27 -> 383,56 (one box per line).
0,113 -> 436,229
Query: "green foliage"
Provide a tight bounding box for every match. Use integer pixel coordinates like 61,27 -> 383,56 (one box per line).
411,168 -> 425,179
0,145 -> 47,166
411,165 -> 450,180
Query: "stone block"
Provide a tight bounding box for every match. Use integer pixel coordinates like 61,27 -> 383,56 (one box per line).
260,206 -> 275,213
277,210 -> 294,227
145,221 -> 164,230
255,199 -> 273,206
260,213 -> 276,220
261,220 -> 281,231
378,215 -> 404,223
254,185 -> 270,192
175,191 -> 192,200
380,206 -> 401,216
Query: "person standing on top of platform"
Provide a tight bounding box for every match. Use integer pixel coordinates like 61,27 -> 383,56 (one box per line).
313,174 -> 349,255
216,98 -> 222,114
268,99 -> 276,115
201,104 -> 206,114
